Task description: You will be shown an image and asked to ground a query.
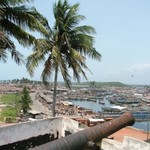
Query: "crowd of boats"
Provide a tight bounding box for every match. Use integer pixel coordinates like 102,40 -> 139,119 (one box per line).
30,86 -> 150,122
65,88 -> 150,121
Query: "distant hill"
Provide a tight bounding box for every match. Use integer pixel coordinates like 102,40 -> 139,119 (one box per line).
95,82 -> 127,87
1,78 -> 128,88
72,81 -> 128,87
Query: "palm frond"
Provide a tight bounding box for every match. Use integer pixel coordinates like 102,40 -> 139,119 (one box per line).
59,54 -> 72,88
73,25 -> 96,35
3,6 -> 50,37
41,54 -> 54,84
26,50 -> 46,76
0,49 -> 7,63
0,32 -> 24,64
11,49 -> 24,65
0,0 -> 33,6
26,38 -> 53,77
41,45 -> 63,84
1,19 -> 36,46
66,49 -> 89,82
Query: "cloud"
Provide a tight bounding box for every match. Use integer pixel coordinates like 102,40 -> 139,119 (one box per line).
104,63 -> 150,77
127,64 -> 150,75
102,63 -> 150,83
87,63 -> 150,84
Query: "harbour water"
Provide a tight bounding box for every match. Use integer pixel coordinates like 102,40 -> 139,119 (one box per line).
71,97 -> 150,132
133,121 -> 150,132
72,97 -> 111,112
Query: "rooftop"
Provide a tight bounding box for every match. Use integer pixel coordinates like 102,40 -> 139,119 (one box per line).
109,126 -> 150,142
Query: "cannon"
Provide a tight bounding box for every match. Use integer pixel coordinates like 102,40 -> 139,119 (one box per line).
31,112 -> 135,150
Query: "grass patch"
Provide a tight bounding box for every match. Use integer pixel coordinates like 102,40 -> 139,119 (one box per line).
0,107 -> 17,122
0,93 -> 19,105
0,94 -> 20,122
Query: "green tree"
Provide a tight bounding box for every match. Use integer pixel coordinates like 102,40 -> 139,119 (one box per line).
26,0 -> 101,117
90,81 -> 96,88
20,86 -> 32,115
0,0 -> 50,64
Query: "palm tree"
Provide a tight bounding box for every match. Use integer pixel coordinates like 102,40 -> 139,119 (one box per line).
0,0 -> 50,64
20,86 -> 32,115
26,0 -> 101,117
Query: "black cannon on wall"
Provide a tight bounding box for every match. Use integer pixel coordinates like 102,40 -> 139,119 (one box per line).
31,112 -> 135,150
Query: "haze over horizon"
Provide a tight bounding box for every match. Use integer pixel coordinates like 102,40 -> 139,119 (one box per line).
1,0 -> 150,85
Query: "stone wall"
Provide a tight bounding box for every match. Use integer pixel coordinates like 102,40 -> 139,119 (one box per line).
123,136 -> 150,150
101,136 -> 150,150
0,117 -> 79,149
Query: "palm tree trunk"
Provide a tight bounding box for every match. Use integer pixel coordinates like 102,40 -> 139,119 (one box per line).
52,66 -> 58,117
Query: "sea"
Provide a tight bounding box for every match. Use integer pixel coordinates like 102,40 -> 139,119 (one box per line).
71,97 -> 150,132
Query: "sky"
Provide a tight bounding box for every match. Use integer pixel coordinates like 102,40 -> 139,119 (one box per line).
1,0 -> 150,85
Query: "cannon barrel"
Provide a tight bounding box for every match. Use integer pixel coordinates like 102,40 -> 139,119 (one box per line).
40,112 -> 135,150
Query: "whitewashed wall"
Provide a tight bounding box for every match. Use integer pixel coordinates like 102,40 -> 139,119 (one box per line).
0,117 -> 79,146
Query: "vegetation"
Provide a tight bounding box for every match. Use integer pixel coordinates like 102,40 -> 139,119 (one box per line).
0,93 -> 20,122
0,78 -> 43,84
0,93 -> 19,104
0,86 -> 32,121
0,0 -> 50,64
89,81 -> 128,87
26,0 -> 101,116
0,107 -> 17,122
71,81 -> 128,88
19,86 -> 32,115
